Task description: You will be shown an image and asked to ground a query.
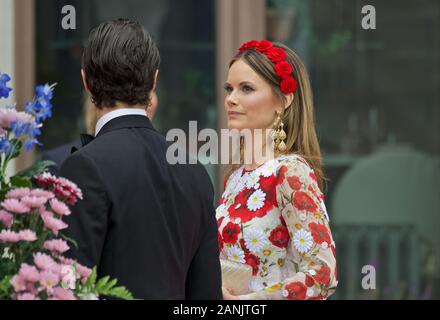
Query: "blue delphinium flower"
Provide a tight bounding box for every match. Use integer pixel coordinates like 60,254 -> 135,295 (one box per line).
0,73 -> 13,99
0,137 -> 14,156
25,83 -> 54,124
1,75 -> 55,156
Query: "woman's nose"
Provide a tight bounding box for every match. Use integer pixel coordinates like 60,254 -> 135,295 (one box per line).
226,91 -> 238,107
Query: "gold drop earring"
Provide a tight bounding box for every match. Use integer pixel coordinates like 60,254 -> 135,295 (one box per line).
274,111 -> 287,153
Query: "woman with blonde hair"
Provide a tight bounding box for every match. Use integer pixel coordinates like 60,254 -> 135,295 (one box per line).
217,40 -> 337,300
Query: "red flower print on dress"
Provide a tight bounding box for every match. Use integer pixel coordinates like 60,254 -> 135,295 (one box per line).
222,221 -> 241,244
305,274 -> 315,287
269,225 -> 290,248
315,264 -> 331,286
309,172 -> 317,182
309,222 -> 331,245
285,282 -> 307,300
217,216 -> 224,228
277,165 -> 288,183
331,244 -> 337,259
240,238 -> 250,254
287,175 -> 302,190
293,191 -> 317,212
228,175 -> 278,224
244,253 -> 260,276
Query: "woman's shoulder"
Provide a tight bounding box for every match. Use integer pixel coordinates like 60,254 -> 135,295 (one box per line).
276,153 -> 313,173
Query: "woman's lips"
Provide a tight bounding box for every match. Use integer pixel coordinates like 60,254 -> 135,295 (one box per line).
228,111 -> 244,117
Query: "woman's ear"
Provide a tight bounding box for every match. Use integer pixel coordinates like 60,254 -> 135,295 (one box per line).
284,93 -> 294,110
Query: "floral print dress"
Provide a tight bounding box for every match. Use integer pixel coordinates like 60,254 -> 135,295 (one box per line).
216,154 -> 338,300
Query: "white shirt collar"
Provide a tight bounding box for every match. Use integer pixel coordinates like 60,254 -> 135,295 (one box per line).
95,108 -> 147,136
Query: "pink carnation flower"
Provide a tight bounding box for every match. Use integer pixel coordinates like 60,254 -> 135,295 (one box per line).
52,287 -> 76,300
18,263 -> 40,282
18,229 -> 37,242
10,274 -> 26,292
49,198 -> 71,216
43,239 -> 70,254
21,196 -> 48,208
30,189 -> 55,200
33,252 -> 56,271
0,210 -> 13,227
6,187 -> 31,199
39,270 -> 60,294
1,198 -> 31,214
0,229 -> 20,243
76,263 -> 92,280
0,108 -> 35,128
16,293 -> 38,300
41,212 -> 68,236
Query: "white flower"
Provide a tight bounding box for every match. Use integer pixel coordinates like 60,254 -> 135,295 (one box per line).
260,159 -> 278,177
299,212 -> 307,221
321,241 -> 329,249
245,171 -> 260,189
309,269 -> 317,276
307,288 -> 315,297
60,265 -> 76,290
244,229 -> 268,254
226,246 -> 245,263
282,290 -> 289,297
232,179 -> 246,194
293,229 -> 314,253
247,189 -> 266,211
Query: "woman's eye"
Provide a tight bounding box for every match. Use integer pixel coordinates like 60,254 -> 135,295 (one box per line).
224,85 -> 233,94
242,85 -> 254,92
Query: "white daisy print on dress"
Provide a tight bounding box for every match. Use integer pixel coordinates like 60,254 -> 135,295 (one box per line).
260,159 -> 278,177
293,229 -> 314,253
245,171 -> 260,189
247,189 -> 266,211
244,229 -> 268,254
226,246 -> 245,263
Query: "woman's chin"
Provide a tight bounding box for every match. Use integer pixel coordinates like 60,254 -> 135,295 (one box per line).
227,120 -> 245,131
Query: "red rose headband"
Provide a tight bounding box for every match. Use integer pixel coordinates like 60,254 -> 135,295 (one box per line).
238,40 -> 298,95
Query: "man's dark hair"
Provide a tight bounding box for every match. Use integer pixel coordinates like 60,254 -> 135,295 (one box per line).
82,18 -> 160,109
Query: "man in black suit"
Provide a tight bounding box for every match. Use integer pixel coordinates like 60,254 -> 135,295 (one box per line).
60,18 -> 222,300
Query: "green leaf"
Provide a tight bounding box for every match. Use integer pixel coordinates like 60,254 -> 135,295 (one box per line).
96,276 -> 110,291
85,266 -> 98,290
9,176 -> 32,188
15,160 -> 56,178
0,275 -> 13,300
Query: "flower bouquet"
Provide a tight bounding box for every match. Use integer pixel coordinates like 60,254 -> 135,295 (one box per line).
0,73 -> 133,300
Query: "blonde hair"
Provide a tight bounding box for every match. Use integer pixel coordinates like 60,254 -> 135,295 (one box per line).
225,42 -> 326,191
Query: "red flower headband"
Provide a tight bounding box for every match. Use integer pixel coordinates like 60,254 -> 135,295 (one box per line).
238,40 -> 297,95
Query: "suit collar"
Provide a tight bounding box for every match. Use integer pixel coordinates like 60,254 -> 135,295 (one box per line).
96,114 -> 155,138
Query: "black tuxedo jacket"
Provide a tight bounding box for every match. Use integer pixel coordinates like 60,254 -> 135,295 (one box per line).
59,115 -> 222,299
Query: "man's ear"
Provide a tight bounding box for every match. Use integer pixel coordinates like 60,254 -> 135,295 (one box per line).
152,69 -> 159,92
81,69 -> 91,94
